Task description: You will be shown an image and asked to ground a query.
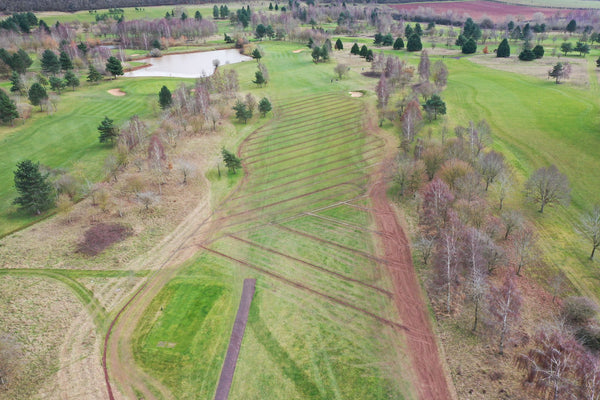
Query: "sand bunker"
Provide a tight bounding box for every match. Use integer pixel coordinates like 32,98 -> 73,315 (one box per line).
292,49 -> 303,53
108,89 -> 126,96
349,91 -> 363,97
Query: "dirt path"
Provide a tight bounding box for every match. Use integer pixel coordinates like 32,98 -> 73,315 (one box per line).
214,278 -> 256,400
367,117 -> 456,400
105,180 -> 219,400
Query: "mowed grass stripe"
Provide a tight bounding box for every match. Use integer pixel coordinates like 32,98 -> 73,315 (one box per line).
215,178 -> 366,223
215,183 -> 368,235
231,155 -> 380,203
214,237 -> 388,309
228,235 -> 391,297
245,107 -> 359,144
242,118 -> 361,157
245,143 -> 383,190
245,130 -> 363,167
245,135 -> 369,170
200,246 -> 407,332
224,166 -> 370,212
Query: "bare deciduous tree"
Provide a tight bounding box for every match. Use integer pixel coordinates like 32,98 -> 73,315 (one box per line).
492,170 -> 514,211
525,165 -> 571,213
434,214 -> 462,314
431,60 -> 448,89
516,328 -> 583,399
418,50 -> 430,82
478,150 -> 505,191
334,63 -> 348,79
176,159 -> 197,184
136,191 -> 159,210
501,209 -> 523,240
488,273 -> 522,354
512,226 -> 537,275
577,205 -> 600,260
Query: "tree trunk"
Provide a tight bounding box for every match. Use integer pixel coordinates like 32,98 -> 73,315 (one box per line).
539,201 -> 545,213
499,197 -> 504,210
472,301 -> 479,332
591,245 -> 597,260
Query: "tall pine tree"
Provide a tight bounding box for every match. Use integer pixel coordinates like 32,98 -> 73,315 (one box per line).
13,160 -> 54,215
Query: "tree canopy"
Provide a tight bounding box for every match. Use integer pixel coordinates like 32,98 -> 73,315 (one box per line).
158,85 -> 172,109
497,38 -> 510,58
105,56 -> 123,79
13,160 -> 54,215
98,116 -> 119,144
0,89 -> 18,125
525,165 -> 571,213
28,82 -> 48,110
222,148 -> 242,174
406,34 -> 422,52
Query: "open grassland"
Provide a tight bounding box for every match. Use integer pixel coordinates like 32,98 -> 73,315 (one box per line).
443,56 -> 600,298
0,77 -> 181,236
131,90 -> 416,399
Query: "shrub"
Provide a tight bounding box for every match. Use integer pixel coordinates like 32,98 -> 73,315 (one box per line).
562,296 -> 599,325
518,49 -> 536,61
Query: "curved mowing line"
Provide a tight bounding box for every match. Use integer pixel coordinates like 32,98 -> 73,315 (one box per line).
230,155 -> 380,202
244,143 -> 383,191
228,235 -> 392,297
213,183 -> 369,234
245,109 -> 360,144
245,135 -> 368,169
199,246 -> 408,332
273,98 -> 353,121
249,100 -> 358,131
245,131 -> 363,166
242,119 -> 361,156
221,173 -> 370,217
275,93 -> 342,111
0,269 -> 106,327
214,278 -> 256,400
213,181 -> 359,222
243,122 -> 362,160
274,224 -> 389,265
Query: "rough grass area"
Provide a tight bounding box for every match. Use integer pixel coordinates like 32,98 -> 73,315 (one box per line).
78,223 -> 133,256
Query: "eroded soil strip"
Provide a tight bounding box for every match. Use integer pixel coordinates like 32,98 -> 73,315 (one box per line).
214,278 -> 256,400
370,180 -> 454,400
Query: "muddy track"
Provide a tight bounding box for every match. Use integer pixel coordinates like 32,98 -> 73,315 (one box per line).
214,278 -> 256,400
368,129 -> 456,399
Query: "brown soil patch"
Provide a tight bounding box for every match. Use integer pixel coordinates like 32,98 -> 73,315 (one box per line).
349,91 -> 364,97
107,88 -> 126,96
390,1 -> 575,23
78,223 -> 133,256
292,49 -> 304,53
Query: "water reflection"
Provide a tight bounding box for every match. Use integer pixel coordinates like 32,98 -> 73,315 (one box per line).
124,49 -> 252,78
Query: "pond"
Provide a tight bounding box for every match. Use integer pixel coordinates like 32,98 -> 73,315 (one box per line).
124,49 -> 252,78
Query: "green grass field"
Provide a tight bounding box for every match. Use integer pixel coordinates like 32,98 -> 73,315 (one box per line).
0,77 -> 187,236
443,57 -> 600,297
130,42 -> 415,398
